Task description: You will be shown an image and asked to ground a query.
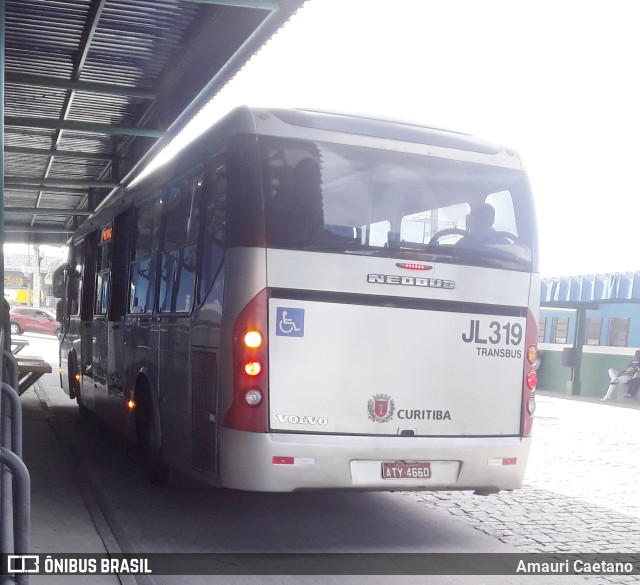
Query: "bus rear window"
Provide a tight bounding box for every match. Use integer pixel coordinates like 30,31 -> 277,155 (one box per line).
261,138 -> 536,271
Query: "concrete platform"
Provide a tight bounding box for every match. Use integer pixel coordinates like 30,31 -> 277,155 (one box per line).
14,374 -> 124,584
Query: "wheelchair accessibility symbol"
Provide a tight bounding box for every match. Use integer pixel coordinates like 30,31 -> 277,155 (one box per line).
276,307 -> 305,337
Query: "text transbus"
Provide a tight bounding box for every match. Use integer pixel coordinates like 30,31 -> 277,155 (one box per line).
54,107 -> 539,492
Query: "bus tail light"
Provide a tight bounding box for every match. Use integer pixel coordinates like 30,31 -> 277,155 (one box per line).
225,289 -> 269,432
244,360 -> 262,376
244,330 -> 262,349
521,310 -> 538,437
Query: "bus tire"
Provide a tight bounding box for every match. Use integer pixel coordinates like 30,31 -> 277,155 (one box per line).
68,351 -> 80,400
135,379 -> 169,486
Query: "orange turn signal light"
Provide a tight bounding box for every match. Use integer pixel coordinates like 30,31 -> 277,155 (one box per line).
244,330 -> 263,349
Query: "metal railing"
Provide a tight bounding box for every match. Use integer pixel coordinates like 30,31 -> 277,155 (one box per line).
1,298 -> 30,585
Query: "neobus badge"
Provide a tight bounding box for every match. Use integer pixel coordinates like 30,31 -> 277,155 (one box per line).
367,273 -> 455,289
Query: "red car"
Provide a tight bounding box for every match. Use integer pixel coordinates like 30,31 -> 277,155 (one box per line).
9,307 -> 60,337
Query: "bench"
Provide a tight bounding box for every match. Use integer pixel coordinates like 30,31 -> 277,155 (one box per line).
11,335 -> 30,355
16,355 -> 52,395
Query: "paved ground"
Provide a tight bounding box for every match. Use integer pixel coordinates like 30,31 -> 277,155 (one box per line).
406,392 -> 640,583
13,336 -> 640,582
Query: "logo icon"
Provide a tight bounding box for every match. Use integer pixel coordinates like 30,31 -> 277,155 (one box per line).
276,307 -> 305,337
7,555 -> 40,573
367,394 -> 395,423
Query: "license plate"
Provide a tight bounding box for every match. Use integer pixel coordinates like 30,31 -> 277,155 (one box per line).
382,461 -> 431,480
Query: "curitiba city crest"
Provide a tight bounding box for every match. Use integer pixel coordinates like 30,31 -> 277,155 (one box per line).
367,393 -> 395,423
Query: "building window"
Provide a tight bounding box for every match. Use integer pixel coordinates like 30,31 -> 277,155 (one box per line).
551,317 -> 569,344
584,317 -> 602,346
538,317 -> 547,343
608,317 -> 630,347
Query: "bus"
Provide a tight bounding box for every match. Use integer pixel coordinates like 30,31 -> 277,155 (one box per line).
54,106 -> 539,492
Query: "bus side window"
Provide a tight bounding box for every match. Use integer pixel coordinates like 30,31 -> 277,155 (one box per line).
130,196 -> 162,314
174,245 -> 197,312
199,157 -> 227,302
95,273 -> 110,315
70,240 -> 83,316
94,227 -> 112,316
134,196 -> 162,260
159,173 -> 202,313
130,257 -> 157,314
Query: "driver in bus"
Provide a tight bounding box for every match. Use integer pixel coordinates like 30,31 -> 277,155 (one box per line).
456,202 -> 512,247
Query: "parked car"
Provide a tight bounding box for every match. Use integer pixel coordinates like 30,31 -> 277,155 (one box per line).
9,307 -> 60,338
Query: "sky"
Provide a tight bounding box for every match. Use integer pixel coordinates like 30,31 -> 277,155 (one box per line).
19,0 -> 640,278
181,0 -> 638,278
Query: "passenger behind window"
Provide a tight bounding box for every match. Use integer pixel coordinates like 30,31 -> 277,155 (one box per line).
267,158 -> 323,246
131,297 -> 143,313
267,157 -> 356,248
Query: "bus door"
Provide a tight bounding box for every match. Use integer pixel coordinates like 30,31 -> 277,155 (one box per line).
79,234 -> 97,412
187,157 -> 227,475
99,212 -> 132,429
86,225 -> 114,417
127,196 -> 163,417
81,227 -> 111,415
157,173 -> 202,467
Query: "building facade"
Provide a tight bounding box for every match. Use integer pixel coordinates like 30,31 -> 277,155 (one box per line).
539,272 -> 640,399
4,250 -> 66,309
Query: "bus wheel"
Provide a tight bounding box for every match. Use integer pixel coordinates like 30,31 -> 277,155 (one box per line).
135,381 -> 169,486
68,352 -> 80,400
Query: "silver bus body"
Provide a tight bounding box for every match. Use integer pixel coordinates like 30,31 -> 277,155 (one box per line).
58,107 -> 539,492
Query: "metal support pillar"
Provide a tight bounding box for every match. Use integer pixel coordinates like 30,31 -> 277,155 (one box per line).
0,0 -> 5,304
567,307 -> 587,395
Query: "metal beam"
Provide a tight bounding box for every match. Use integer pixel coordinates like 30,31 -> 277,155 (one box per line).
77,0 -> 106,73
4,226 -> 74,234
3,231 -> 70,245
28,0 -> 109,227
5,176 -> 119,189
4,207 -> 91,216
4,184 -> 89,195
4,116 -> 163,138
5,72 -> 155,99
5,145 -> 113,160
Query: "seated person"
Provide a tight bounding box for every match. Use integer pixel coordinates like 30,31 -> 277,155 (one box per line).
267,158 -> 355,248
602,350 -> 640,401
456,202 -> 513,247
267,159 -> 324,247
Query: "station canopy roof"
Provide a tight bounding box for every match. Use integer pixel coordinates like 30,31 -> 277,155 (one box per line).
541,272 -> 640,305
2,0 -> 305,246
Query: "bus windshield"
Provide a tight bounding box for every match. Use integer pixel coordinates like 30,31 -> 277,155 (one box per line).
262,137 -> 536,271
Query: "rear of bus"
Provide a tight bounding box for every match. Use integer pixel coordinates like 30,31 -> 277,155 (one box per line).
219,109 -> 538,493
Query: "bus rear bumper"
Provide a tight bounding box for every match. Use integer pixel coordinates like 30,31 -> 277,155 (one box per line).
218,428 -> 531,493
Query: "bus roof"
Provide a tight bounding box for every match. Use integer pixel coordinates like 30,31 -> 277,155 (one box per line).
76,106 -> 519,240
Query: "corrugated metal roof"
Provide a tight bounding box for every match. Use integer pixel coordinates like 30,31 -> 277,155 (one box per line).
2,0 -> 306,245
541,272 -> 640,303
